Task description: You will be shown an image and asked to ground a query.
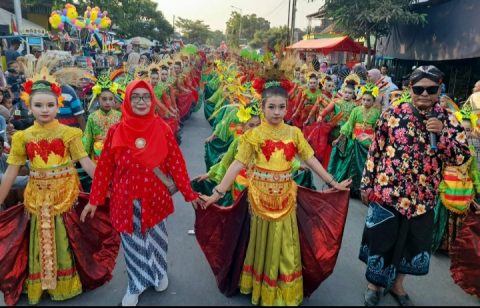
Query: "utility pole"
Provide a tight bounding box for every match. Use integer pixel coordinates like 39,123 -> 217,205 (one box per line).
173,15 -> 175,34
13,0 -> 22,35
290,0 -> 297,44
287,0 -> 291,44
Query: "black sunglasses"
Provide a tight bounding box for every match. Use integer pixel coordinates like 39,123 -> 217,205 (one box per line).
411,86 -> 439,95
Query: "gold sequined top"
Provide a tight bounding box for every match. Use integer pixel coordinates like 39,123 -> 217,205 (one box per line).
235,121 -> 314,221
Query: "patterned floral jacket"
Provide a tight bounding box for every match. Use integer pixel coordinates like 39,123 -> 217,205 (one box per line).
361,102 -> 471,218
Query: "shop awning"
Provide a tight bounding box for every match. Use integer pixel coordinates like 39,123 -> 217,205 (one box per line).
286,36 -> 369,54
0,8 -> 47,36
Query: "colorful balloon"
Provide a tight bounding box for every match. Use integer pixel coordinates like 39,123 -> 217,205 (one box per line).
49,12 -> 62,29
99,17 -> 111,29
65,3 -> 78,20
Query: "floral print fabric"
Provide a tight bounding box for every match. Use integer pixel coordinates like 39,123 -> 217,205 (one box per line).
361,103 -> 470,218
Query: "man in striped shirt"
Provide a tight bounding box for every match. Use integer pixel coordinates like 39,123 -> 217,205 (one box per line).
57,84 -> 86,130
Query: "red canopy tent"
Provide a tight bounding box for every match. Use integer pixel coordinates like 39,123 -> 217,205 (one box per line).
286,36 -> 369,54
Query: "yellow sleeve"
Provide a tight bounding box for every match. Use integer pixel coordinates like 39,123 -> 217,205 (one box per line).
64,127 -> 88,161
294,127 -> 314,161
234,130 -> 256,165
7,131 -> 27,166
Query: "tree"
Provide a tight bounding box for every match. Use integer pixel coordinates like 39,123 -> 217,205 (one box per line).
309,0 -> 427,67
207,30 -> 226,47
175,17 -> 212,45
226,12 -> 270,47
249,26 -> 288,51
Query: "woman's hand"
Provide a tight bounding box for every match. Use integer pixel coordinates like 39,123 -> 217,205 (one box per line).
332,178 -> 352,191
205,134 -> 216,143
195,174 -> 209,182
360,191 -> 369,205
80,203 -> 97,222
332,137 -> 340,146
191,196 -> 206,210
203,191 -> 223,208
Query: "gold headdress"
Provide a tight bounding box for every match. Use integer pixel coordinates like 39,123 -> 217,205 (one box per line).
20,67 -> 64,107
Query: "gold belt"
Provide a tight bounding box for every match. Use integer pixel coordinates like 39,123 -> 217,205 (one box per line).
248,167 -> 296,222
30,164 -> 76,180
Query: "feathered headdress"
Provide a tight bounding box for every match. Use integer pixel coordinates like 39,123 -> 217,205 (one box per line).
88,73 -> 123,110
359,83 -> 380,99
251,65 -> 293,95
20,67 -> 64,107
455,100 -> 478,129
343,73 -> 360,90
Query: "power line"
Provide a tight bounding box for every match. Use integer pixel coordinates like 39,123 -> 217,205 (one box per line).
264,0 -> 288,18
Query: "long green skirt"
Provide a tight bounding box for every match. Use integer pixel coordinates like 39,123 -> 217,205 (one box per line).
204,100 -> 216,126
26,215 -> 82,304
328,138 -> 369,197
204,137 -> 232,171
432,197 -> 448,252
239,210 -> 303,306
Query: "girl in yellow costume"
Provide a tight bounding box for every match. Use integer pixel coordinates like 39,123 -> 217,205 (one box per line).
200,78 -> 351,306
0,69 -> 119,306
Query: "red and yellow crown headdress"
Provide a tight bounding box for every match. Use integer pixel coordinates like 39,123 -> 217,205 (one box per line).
20,67 -> 64,107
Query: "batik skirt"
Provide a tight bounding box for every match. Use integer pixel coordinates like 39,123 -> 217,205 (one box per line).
121,200 -> 169,295
359,202 -> 434,291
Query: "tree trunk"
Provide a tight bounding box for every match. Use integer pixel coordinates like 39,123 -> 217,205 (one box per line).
366,30 -> 372,68
372,34 -> 379,68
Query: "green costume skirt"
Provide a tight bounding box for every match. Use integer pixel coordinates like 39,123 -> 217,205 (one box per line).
204,137 -> 232,171
26,215 -> 82,305
328,138 -> 369,197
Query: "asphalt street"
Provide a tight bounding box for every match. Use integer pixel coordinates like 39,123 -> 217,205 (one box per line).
2,107 -> 479,306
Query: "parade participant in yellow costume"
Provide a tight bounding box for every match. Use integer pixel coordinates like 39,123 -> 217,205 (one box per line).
0,69 -> 119,305
197,74 -> 351,306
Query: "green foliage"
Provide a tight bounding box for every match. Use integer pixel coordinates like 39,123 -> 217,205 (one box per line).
249,26 -> 288,51
226,12 -> 270,47
175,18 -> 226,47
206,30 -> 226,47
309,0 -> 427,66
322,0 -> 427,38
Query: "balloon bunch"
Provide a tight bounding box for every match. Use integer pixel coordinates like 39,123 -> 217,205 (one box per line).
49,4 -> 112,33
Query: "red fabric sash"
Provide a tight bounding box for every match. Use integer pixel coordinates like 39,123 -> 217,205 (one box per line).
0,193 -> 120,305
450,210 -> 480,297
194,186 -> 350,298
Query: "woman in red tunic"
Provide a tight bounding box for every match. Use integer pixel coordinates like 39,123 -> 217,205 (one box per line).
81,80 -> 203,306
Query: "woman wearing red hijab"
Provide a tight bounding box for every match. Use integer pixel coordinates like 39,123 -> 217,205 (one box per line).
81,80 -> 203,306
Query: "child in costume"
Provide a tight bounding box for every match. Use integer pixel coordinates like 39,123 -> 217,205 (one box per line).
83,74 -> 122,163
194,103 -> 262,205
328,83 -> 381,198
0,69 -> 119,305
198,76 -> 351,306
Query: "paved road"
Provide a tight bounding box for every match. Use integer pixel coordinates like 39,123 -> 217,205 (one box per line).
2,107 -> 479,306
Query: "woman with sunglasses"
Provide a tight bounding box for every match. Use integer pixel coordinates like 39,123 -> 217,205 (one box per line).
360,65 -> 471,306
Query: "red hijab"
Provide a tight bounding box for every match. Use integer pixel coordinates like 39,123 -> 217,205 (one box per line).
111,80 -> 169,169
